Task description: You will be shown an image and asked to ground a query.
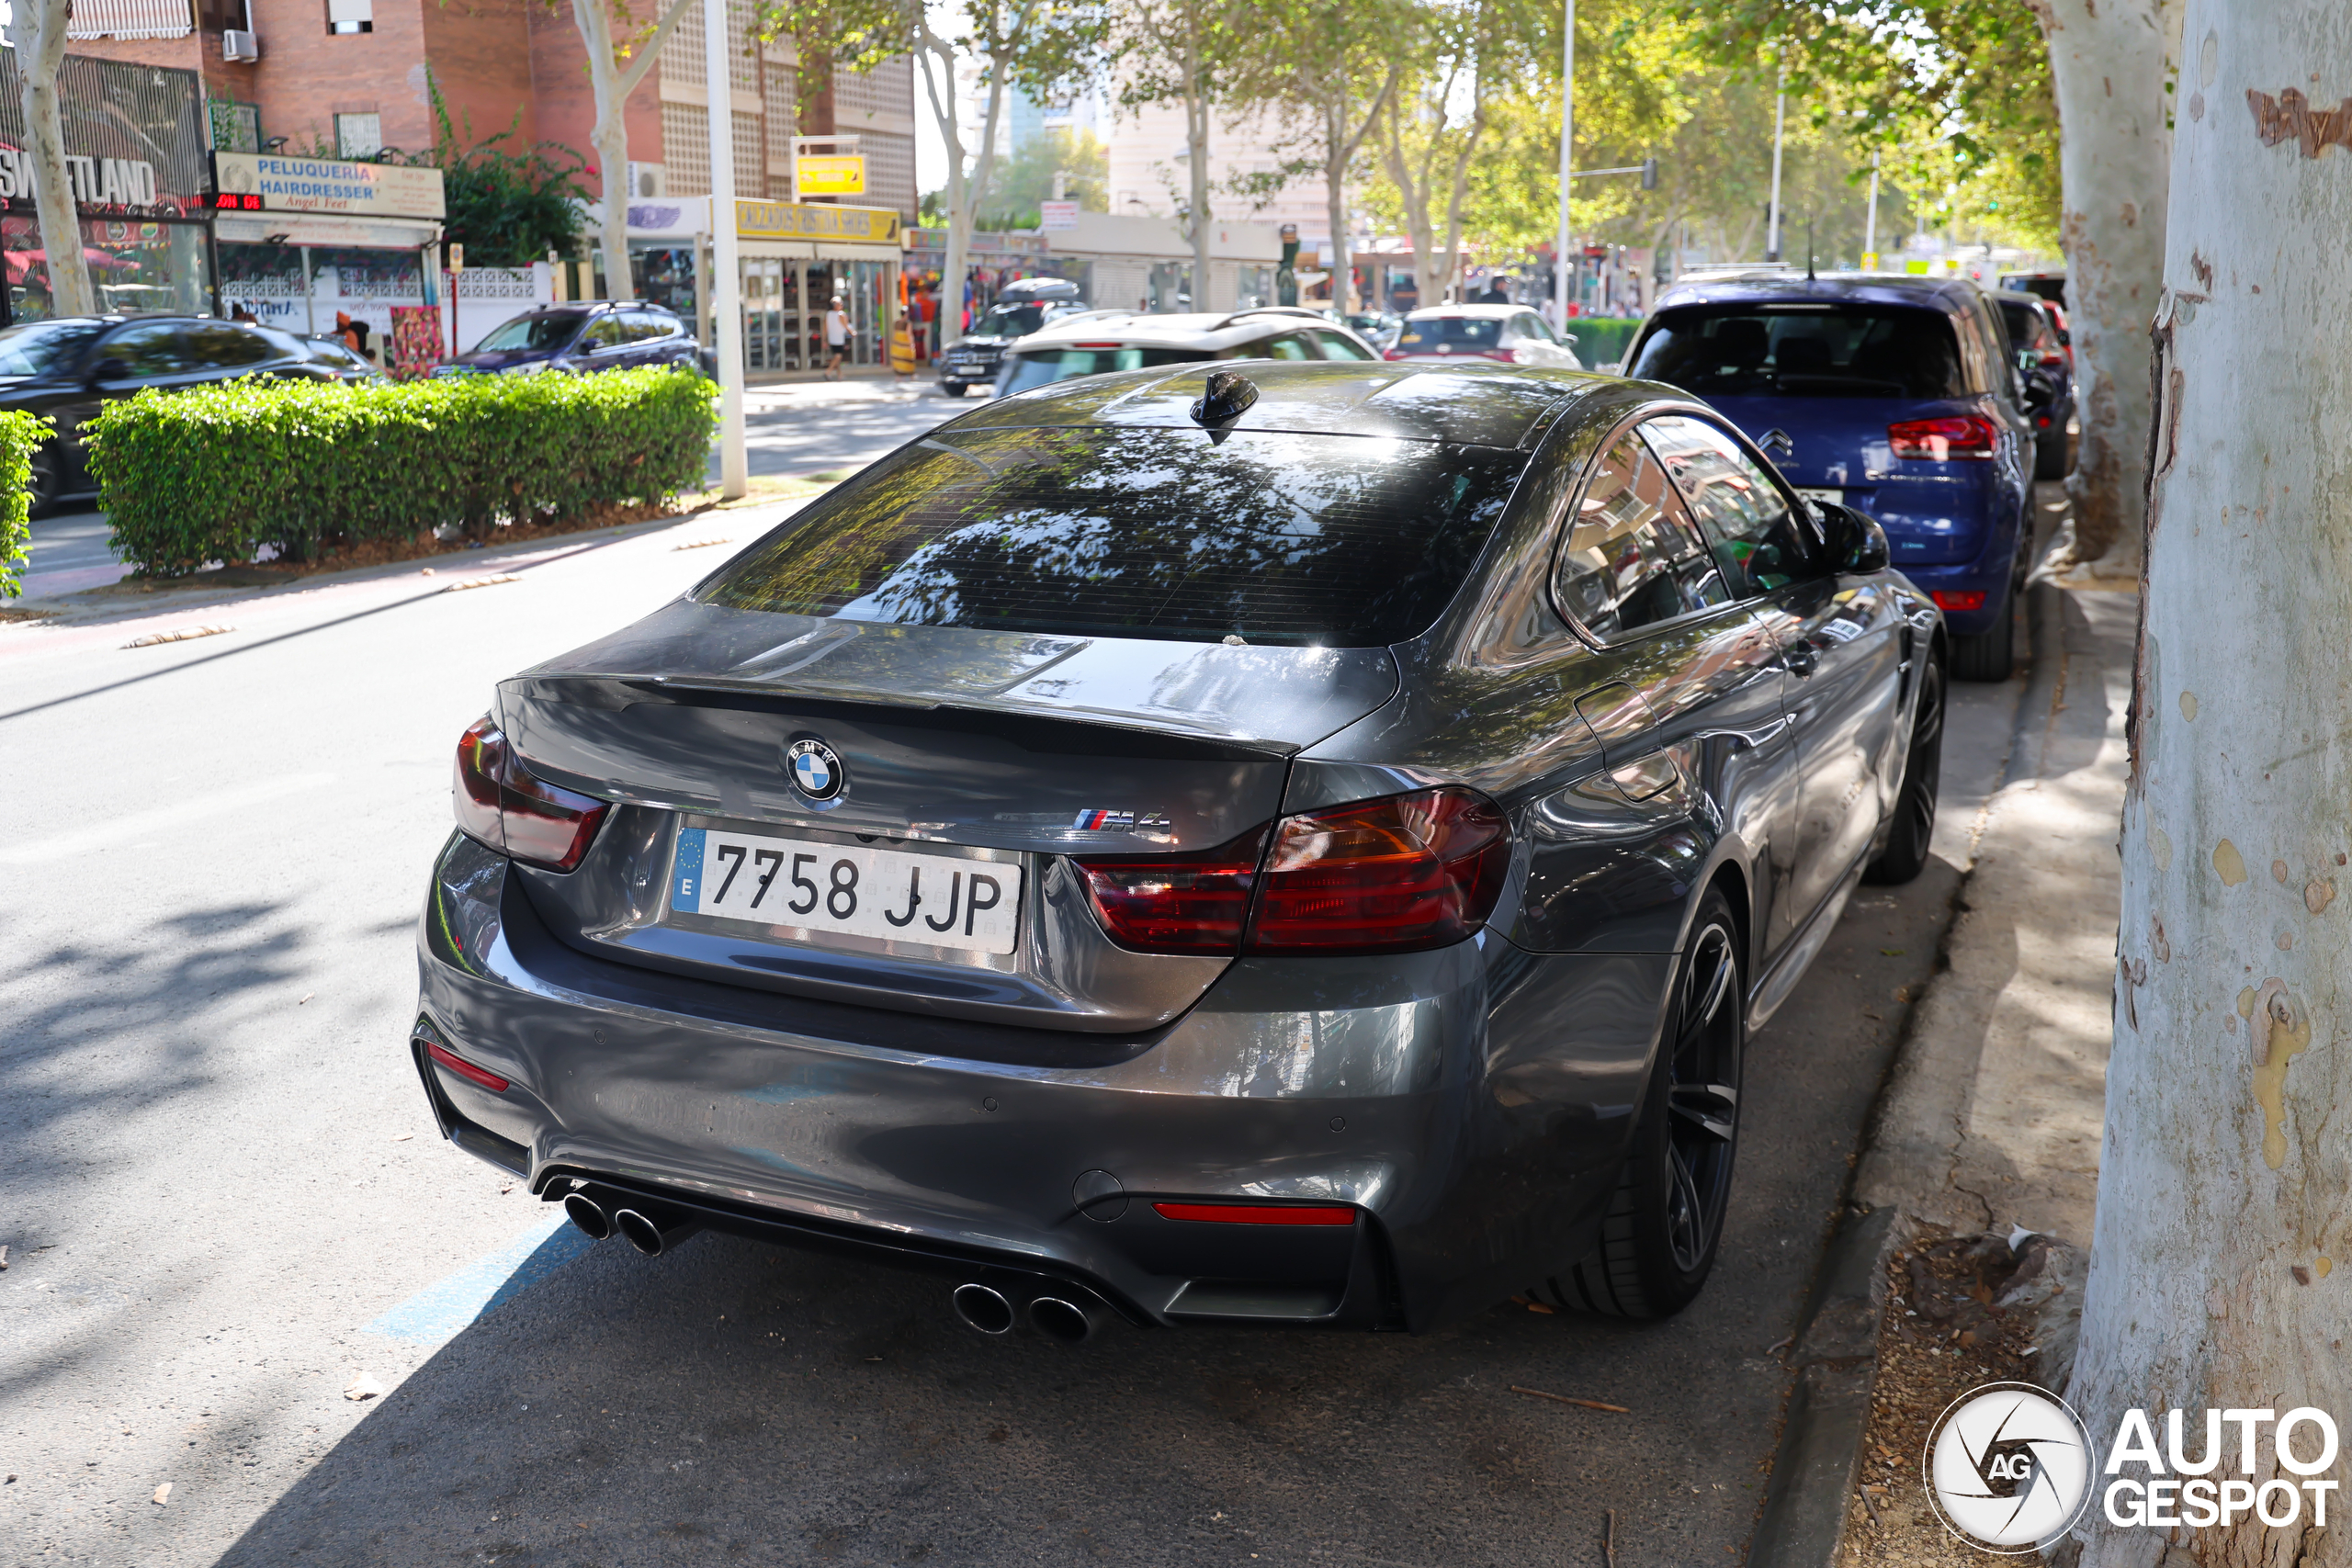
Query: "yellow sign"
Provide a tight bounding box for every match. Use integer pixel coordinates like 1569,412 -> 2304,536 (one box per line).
734,198 -> 901,246
794,155 -> 866,197
1860,252 -> 1879,271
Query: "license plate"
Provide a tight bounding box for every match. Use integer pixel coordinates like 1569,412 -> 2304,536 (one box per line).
1794,487 -> 1844,505
671,828 -> 1022,954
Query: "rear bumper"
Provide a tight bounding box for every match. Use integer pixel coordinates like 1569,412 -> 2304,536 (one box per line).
413,833 -> 1648,1331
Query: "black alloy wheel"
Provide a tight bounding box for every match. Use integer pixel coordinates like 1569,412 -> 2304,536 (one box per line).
1864,654 -> 1944,885
25,449 -> 62,517
1532,888 -> 1744,1319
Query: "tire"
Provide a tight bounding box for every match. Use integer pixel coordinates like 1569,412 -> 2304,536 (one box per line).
1948,576 -> 2016,682
941,381 -> 969,398
1531,890 -> 1744,1320
25,449 -> 62,517
1863,655 -> 1944,885
2034,427 -> 2070,481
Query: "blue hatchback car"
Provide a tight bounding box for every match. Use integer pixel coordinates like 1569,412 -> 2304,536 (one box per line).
1624,274 -> 2034,679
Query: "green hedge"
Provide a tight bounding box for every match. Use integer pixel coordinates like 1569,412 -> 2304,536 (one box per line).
1566,317 -> 1644,371
0,410 -> 53,599
85,367 -> 718,578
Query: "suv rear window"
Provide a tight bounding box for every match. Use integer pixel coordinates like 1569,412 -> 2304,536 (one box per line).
1628,305 -> 1966,399
1000,346 -> 1209,396
1397,317 -> 1501,350
701,427 -> 1529,647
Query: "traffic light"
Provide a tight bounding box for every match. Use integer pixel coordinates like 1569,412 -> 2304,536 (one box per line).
1640,158 -> 1659,190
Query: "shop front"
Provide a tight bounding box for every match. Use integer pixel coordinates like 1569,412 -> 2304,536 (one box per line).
0,53 -> 216,322
733,199 -> 903,376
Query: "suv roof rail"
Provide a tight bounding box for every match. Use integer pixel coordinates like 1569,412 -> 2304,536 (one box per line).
1216,306 -> 1329,328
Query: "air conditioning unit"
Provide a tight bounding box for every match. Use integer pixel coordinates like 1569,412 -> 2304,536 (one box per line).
628,162 -> 666,199
221,28 -> 261,61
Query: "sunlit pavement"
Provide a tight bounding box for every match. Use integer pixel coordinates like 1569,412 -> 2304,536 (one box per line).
0,490 -> 2050,1566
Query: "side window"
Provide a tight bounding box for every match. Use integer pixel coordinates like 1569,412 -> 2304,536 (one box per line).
1310,329 -> 1376,361
96,322 -> 188,380
1518,312 -> 1557,344
1262,333 -> 1315,360
182,323 -> 277,370
1552,429 -> 1733,641
633,311 -> 680,342
1640,414 -> 1818,596
582,316 -> 628,350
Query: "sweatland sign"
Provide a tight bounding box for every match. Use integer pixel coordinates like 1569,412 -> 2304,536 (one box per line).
211,152 -> 447,220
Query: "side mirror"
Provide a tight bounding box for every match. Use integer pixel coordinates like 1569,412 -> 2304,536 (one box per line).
1817,502 -> 1890,575
88,355 -> 135,387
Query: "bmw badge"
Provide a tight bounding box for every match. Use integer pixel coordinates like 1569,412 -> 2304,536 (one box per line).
784,736 -> 845,804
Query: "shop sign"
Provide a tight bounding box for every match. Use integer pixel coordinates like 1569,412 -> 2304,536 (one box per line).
735,198 -> 901,245
0,152 -> 162,207
211,152 -> 447,220
0,54 -> 211,218
793,155 -> 865,197
1040,201 -> 1079,231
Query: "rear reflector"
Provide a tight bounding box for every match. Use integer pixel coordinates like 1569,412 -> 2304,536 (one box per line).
454,715 -> 608,873
425,1041 -> 510,1093
1888,414 -> 2001,460
1072,827 -> 1268,955
1153,1202 -> 1356,1225
1071,342 -> 1125,349
1248,787 -> 1510,954
1931,591 -> 1987,612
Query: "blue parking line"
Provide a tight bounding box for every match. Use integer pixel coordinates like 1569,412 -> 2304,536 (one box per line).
362,1212 -> 595,1345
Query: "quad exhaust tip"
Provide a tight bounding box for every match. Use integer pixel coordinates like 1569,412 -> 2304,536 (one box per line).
613,1206 -> 702,1258
563,1192 -> 613,1241
952,1282 -> 1014,1336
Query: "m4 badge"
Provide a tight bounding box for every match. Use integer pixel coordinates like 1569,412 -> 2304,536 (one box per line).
1071,809 -> 1172,832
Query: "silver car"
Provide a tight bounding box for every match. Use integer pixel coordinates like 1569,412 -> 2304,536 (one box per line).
414,359 -> 1942,1339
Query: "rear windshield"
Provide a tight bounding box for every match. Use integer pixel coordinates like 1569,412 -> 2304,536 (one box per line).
1628,305 -> 1966,399
974,303 -> 1049,338
1996,301 -> 2043,349
701,426 -> 1529,647
1000,346 -> 1209,396
1397,317 -> 1501,349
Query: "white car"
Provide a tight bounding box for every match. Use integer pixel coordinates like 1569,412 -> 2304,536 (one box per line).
995,308 -> 1382,396
1385,303 -> 1582,369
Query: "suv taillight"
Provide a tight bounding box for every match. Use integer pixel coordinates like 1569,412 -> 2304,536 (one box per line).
1072,787 -> 1510,958
1888,414 -> 2001,460
453,715 -> 608,873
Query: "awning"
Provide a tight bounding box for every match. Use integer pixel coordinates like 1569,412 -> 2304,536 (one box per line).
214,212 -> 440,250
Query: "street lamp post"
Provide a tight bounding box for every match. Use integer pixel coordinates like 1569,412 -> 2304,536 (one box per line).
1766,63 -> 1786,264
1864,149 -> 1881,266
703,0 -> 747,500
1554,0 -> 1574,327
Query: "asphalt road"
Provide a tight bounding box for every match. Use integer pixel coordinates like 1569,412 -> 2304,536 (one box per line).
0,491 -> 2045,1567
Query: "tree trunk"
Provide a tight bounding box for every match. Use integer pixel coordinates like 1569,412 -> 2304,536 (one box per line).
11,0 -> 92,318
1326,99 -> 1350,315
575,0 -> 638,301
2035,0 -> 2179,578
915,32 -> 971,351
2065,4 -> 2352,1565
1184,25 -> 1212,310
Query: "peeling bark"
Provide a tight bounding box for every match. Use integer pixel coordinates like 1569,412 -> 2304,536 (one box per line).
8,0 -> 92,318
2068,4 -> 2352,1566
2034,0 -> 2179,579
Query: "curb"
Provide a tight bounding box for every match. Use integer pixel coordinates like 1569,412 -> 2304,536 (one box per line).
1747,579 -> 2070,1568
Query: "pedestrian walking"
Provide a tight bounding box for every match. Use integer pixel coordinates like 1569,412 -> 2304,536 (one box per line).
823,296 -> 850,380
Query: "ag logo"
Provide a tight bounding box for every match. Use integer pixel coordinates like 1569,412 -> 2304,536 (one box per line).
1924,1382 -> 2094,1552
784,736 -> 845,804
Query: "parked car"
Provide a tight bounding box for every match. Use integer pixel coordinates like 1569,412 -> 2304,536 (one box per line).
1623,272 -> 2035,680
1340,310 -> 1403,349
0,314 -> 345,513
300,334 -> 388,382
1993,290 -> 2075,479
1385,304 -> 1580,369
413,357 -> 1943,1340
1997,269 -> 2066,310
935,276 -> 1089,396
435,301 -> 707,379
993,307 -> 1380,396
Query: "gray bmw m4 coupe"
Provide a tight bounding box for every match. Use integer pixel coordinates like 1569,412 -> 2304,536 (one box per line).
414,359 -> 1943,1339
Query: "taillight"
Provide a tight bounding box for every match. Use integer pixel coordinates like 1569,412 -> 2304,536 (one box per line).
425,1040 -> 510,1094
1070,827 -> 1268,954
1153,1202 -> 1356,1225
1931,590 -> 1986,612
1072,787 -> 1512,957
2038,348 -> 2066,367
1250,787 -> 1510,954
1888,415 -> 2001,460
1383,347 -> 1409,360
452,714 -> 608,873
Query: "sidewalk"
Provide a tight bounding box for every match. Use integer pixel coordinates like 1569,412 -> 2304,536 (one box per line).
1751,574 -> 2134,1567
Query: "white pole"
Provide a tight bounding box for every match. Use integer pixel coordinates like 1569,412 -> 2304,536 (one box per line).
1864,149 -> 1880,265
1553,0 -> 1574,327
703,0 -> 747,500
1766,64 -> 1786,263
